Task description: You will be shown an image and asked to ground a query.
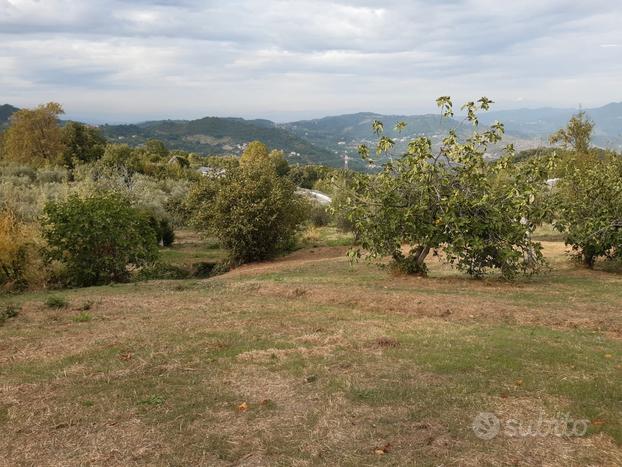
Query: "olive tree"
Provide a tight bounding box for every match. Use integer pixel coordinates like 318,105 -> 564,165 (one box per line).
341,97 -> 548,279
187,151 -> 307,264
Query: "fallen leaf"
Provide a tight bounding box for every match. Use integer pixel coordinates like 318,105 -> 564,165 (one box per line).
373,443 -> 391,455
118,352 -> 132,361
515,379 -> 523,386
604,354 -> 613,359
237,402 -> 248,412
591,419 -> 606,426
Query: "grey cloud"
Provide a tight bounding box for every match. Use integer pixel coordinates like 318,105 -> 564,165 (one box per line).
0,0 -> 621,120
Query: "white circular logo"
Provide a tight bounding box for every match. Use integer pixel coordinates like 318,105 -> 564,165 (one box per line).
472,412 -> 500,440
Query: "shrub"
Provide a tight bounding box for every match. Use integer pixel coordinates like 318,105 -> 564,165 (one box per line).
156,218 -> 175,246
42,194 -> 159,286
135,262 -> 189,281
308,204 -> 332,227
0,209 -> 46,290
0,304 -> 20,326
188,155 -> 307,264
45,295 -> 68,309
72,311 -> 92,323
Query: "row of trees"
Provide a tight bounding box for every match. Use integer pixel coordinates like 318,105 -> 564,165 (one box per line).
0,135 -> 315,288
340,98 -> 621,277
1,98 -> 620,291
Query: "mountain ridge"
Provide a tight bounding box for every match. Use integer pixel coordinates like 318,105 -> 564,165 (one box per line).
2,101 -> 621,164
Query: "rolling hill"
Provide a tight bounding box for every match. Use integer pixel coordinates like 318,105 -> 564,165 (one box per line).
2,101 -> 621,166
479,102 -> 622,150
100,117 -> 339,166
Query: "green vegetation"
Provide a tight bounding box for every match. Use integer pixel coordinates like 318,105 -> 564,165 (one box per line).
342,98 -> 548,278
1,103 -> 66,166
0,97 -> 621,464
100,116 -> 336,166
0,303 -> 19,325
188,141 -> 308,264
0,209 -> 45,290
42,194 -> 159,286
555,155 -> 622,267
44,295 -> 68,309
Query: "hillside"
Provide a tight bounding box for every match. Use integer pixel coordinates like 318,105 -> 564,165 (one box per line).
2,230 -> 622,465
0,104 -> 19,127
479,102 -> 622,150
100,117 -> 339,166
280,112 -> 470,166
3,101 -> 621,165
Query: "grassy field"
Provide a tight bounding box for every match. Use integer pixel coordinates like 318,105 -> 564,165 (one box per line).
1,229 -> 622,465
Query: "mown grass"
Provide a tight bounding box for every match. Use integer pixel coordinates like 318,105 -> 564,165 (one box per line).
1,229 -> 621,465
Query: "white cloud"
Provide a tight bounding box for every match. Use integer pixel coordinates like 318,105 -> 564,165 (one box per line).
0,0 -> 621,121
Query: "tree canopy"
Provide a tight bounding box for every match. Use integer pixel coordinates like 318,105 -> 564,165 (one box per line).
341,97 -> 549,278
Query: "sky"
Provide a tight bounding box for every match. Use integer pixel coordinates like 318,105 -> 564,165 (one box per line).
1,0 -> 621,122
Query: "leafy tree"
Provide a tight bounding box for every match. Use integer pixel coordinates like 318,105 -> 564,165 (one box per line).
1,103 -> 65,166
240,140 -> 270,166
288,164 -> 333,189
341,97 -> 548,278
187,152 -> 307,264
549,111 -> 594,155
239,141 -> 289,175
61,121 -> 106,168
167,155 -> 190,168
554,155 -> 622,267
144,139 -> 170,159
42,194 -> 159,286
268,149 -> 290,176
100,144 -> 144,174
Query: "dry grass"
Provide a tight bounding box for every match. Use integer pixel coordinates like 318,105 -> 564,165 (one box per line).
1,235 -> 621,465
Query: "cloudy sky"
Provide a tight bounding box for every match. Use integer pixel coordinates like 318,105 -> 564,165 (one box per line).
1,0 -> 621,122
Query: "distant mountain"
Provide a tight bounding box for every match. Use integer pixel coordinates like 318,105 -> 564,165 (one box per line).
100,116 -> 339,166
282,102 -> 622,161
280,112 -> 469,167
3,100 -> 621,166
0,104 -> 19,127
479,102 -> 622,149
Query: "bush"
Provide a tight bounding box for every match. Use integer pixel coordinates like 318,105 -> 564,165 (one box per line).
158,218 -> 175,246
42,194 -> 159,286
0,209 -> 46,290
146,214 -> 175,247
45,295 -> 68,309
188,155 -> 307,264
0,304 -> 20,326
135,262 -> 189,281
72,311 -> 92,323
308,204 -> 332,227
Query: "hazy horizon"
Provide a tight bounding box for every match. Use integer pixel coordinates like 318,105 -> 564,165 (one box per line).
2,0 -> 622,122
